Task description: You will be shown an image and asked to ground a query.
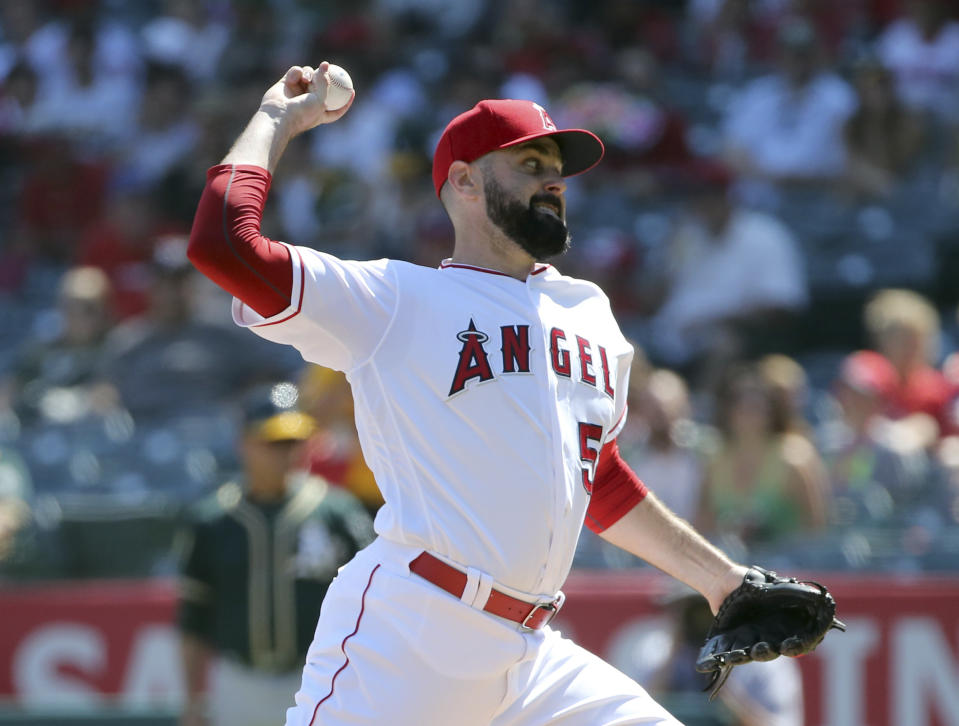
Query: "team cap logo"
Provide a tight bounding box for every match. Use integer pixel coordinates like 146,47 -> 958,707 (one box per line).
431,99 -> 605,197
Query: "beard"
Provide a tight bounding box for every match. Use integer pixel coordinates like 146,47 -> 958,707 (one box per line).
484,177 -> 571,260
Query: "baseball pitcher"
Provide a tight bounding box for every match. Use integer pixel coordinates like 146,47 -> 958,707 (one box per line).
187,62 -> 841,726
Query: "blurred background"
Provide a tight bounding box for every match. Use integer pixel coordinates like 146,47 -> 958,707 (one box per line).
0,0 -> 957,724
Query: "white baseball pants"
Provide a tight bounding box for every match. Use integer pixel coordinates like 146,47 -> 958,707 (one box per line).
285,537 -> 681,726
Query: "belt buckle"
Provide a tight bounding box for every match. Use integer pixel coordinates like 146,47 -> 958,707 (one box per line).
520,590 -> 566,631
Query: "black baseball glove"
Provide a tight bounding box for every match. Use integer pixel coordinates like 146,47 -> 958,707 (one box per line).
695,565 -> 845,699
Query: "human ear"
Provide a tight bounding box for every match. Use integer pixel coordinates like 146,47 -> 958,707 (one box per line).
447,160 -> 481,198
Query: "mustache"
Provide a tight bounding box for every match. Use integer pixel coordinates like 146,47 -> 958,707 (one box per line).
529,193 -> 564,214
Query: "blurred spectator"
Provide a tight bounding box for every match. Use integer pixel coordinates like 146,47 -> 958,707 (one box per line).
843,52 -> 926,199
16,135 -> 109,264
28,19 -> 139,150
684,0 -> 780,79
818,350 -> 938,528
619,368 -> 705,524
0,60 -> 40,134
493,0 -> 579,82
176,381 -> 374,726
154,92 -> 247,225
627,585 -> 804,726
140,0 -> 229,84
555,47 -> 695,198
863,288 -> 955,439
562,226 -> 643,322
115,62 -> 200,190
721,17 -> 856,204
641,163 -> 808,369
310,66 -> 429,189
97,237 -> 300,422
1,266 -> 113,423
686,0 -> 861,78
941,310 -> 959,438
78,189 -> 186,319
585,1 -> 682,60
0,445 -> 60,579
367,134 -> 444,262
697,363 -> 829,553
297,365 -> 383,514
757,353 -> 814,440
215,1 -> 279,88
0,0 -> 49,81
275,135 -> 377,258
376,0 -> 484,41
784,0 -> 866,64
273,135 -> 324,244
876,0 -> 959,126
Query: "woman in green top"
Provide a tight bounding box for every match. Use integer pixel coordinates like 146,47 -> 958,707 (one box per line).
697,362 -> 829,551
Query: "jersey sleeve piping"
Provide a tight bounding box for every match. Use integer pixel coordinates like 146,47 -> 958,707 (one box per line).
607,404 -> 628,441
249,244 -> 305,327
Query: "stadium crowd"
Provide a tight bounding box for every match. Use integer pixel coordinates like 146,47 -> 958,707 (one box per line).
0,0 -> 958,581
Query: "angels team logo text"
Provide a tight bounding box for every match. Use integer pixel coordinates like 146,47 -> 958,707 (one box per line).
448,319 -> 614,398
532,102 -> 557,131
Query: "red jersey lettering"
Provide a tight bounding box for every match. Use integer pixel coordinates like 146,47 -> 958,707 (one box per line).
576,336 -> 596,386
449,319 -> 494,396
501,325 -> 531,373
550,328 -> 571,377
598,345 -> 615,398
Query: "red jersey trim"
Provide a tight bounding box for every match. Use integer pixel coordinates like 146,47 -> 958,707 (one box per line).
439,261 -> 514,278
585,439 -> 647,533
309,563 -> 380,725
252,245 -> 305,327
439,260 -> 553,278
606,405 -> 628,441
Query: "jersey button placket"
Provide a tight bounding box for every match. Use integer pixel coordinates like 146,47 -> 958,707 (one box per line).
527,280 -> 571,592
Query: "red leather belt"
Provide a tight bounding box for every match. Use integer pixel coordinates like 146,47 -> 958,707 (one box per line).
408,552 -> 564,631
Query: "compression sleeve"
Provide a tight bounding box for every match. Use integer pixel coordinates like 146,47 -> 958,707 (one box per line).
584,439 -> 648,533
187,164 -> 293,318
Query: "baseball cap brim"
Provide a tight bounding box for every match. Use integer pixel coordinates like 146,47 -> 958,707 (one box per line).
837,351 -> 897,398
499,128 -> 605,180
432,99 -> 606,196
250,411 -> 317,442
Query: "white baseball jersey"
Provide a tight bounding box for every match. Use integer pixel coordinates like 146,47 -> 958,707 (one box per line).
233,249 -> 633,597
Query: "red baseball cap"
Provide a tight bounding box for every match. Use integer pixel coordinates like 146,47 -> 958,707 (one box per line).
838,350 -> 898,398
432,99 -> 605,197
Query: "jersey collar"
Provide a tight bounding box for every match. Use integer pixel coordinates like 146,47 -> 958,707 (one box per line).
439,259 -> 553,280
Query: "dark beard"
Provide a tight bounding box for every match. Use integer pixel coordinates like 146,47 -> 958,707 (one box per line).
484,177 -> 571,260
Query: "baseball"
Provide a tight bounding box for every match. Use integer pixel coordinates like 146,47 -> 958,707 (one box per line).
323,64 -> 353,111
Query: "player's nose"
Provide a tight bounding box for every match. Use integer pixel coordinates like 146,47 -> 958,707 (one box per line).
543,173 -> 566,195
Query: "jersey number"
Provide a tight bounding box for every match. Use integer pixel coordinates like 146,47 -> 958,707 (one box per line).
578,422 -> 604,494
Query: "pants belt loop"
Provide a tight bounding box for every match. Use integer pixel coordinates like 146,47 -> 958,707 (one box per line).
460,566 -> 481,605
470,570 -> 494,610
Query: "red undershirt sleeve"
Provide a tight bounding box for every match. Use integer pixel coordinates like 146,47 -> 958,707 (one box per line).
187,164 -> 293,319
584,439 -> 648,534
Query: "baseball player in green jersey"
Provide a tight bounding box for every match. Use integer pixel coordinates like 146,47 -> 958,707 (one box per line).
176,381 -> 375,726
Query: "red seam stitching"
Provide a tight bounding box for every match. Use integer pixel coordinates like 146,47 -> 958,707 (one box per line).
308,563 -> 380,725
